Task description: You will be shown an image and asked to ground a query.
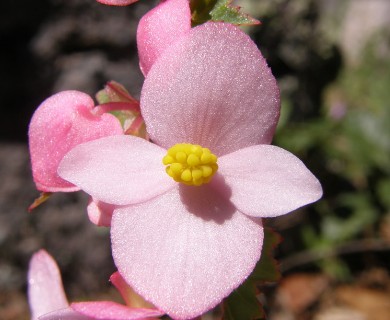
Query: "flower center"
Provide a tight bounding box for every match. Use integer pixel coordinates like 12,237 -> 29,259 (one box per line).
163,143 -> 218,186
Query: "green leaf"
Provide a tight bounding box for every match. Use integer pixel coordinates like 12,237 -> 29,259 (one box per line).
377,179 -> 390,209
222,228 -> 281,320
250,228 -> 281,283
210,0 -> 260,26
96,81 -> 138,104
190,0 -> 259,27
223,280 -> 265,320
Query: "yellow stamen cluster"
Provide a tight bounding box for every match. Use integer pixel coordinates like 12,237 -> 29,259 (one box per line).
163,143 -> 218,186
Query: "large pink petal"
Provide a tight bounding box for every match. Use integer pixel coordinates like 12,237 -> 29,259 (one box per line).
214,145 -> 323,217
71,301 -> 163,320
137,0 -> 191,76
111,185 -> 263,319
141,22 -> 280,156
28,91 -> 123,192
58,135 -> 176,205
96,0 -> 137,6
28,250 -> 69,320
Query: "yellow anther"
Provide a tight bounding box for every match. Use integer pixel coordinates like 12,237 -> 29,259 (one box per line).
200,165 -> 213,177
181,169 -> 192,182
192,169 -> 203,180
163,143 -> 218,186
176,151 -> 187,163
187,154 -> 200,166
163,155 -> 174,165
200,153 -> 211,164
170,163 -> 183,173
191,145 -> 202,157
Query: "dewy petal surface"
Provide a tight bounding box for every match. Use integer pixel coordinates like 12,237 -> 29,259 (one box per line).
39,308 -> 91,320
28,250 -> 69,320
58,135 -> 176,205
141,22 -> 280,156
215,145 -> 323,217
137,0 -> 191,76
111,185 -> 263,319
71,301 -> 163,320
28,91 -> 123,192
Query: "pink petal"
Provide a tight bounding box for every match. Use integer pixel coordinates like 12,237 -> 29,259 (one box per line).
39,308 -> 91,320
110,272 -> 133,306
28,250 -> 69,320
28,91 -> 123,192
39,307 -> 91,320
87,198 -> 116,227
137,0 -> 191,76
58,135 -> 176,205
214,145 -> 323,217
111,185 -> 263,319
96,0 -> 137,6
141,22 -> 280,156
71,302 -> 163,320
110,272 -> 156,309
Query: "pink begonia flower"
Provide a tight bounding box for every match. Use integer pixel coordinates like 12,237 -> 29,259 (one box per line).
58,21 -> 322,319
28,250 -> 163,320
96,0 -> 137,6
28,91 -> 124,192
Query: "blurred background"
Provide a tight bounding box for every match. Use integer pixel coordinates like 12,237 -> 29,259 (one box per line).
1,0 -> 390,319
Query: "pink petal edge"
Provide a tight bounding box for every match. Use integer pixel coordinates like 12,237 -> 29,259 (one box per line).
110,272 -> 133,307
111,185 -> 264,319
28,91 -> 123,192
137,0 -> 191,76
28,250 -> 69,320
58,135 -> 176,205
96,0 -> 137,6
39,307 -> 91,320
215,145 -> 323,217
141,22 -> 280,156
71,302 -> 163,320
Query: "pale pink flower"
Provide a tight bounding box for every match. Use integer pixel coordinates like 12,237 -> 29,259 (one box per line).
28,91 -> 124,192
58,19 -> 322,319
28,250 -> 163,320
